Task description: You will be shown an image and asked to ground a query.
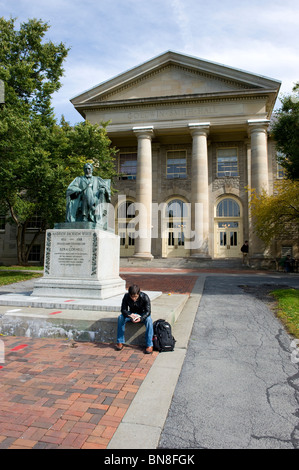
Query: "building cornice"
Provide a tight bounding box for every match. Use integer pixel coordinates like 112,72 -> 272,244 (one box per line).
75,90 -> 275,111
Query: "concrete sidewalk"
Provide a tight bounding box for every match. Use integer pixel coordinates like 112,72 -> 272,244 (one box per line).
158,273 -> 299,449
107,276 -> 205,449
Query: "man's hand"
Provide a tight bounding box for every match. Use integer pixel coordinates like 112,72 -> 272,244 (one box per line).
129,314 -> 141,323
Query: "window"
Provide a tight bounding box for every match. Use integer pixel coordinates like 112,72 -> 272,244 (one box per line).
117,200 -> 136,219
216,198 -> 240,217
119,153 -> 137,180
277,163 -> 285,179
217,148 -> 238,177
276,151 -> 286,178
27,245 -> 41,262
281,246 -> 292,257
166,199 -> 189,218
167,150 -> 187,179
219,231 -> 238,246
0,215 -> 5,231
27,214 -> 43,229
218,221 -> 239,228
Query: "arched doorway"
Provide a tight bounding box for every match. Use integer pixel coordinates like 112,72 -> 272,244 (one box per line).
162,198 -> 190,258
214,197 -> 242,258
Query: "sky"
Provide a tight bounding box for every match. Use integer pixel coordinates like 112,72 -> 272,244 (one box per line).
1,0 -> 298,125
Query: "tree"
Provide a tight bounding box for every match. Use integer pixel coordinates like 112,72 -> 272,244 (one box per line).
0,18 -> 117,264
272,82 -> 299,180
249,180 -> 299,247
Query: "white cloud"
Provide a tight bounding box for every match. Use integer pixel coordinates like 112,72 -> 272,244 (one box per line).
2,0 -> 298,123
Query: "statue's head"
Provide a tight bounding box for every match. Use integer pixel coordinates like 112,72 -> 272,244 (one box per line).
83,163 -> 93,175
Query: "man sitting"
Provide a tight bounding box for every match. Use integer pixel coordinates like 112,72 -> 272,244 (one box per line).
116,284 -> 153,354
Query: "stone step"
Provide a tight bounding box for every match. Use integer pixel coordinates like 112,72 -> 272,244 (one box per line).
121,257 -> 244,269
0,293 -> 188,346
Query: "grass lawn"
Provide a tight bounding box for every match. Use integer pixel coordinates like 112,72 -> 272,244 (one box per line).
0,271 -> 43,286
271,288 -> 299,338
0,265 -> 43,271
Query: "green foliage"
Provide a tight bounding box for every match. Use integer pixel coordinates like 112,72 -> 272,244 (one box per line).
249,180 -> 299,246
0,18 -> 118,264
0,17 -> 68,120
272,83 -> 299,181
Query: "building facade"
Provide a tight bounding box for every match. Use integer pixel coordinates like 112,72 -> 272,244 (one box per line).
1,52 -> 292,265
71,51 -> 283,264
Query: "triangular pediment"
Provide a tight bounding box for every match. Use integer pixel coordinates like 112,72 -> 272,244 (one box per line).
71,51 -> 280,106
88,64 -> 255,103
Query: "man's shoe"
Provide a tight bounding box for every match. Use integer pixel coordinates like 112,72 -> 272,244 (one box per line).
116,343 -> 124,351
145,346 -> 153,354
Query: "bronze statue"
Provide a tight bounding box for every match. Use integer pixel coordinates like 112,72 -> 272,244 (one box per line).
66,163 -> 111,226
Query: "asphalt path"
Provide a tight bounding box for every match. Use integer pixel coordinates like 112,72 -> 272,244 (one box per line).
158,274 -> 299,449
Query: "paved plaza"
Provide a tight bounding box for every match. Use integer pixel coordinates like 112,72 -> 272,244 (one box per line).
0,266 -> 298,449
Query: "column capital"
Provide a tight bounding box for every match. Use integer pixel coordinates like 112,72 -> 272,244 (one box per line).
247,119 -> 270,134
188,122 -> 210,136
133,126 -> 154,139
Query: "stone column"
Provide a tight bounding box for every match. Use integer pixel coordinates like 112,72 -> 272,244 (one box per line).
247,119 -> 270,259
189,123 -> 210,257
248,119 -> 270,194
132,126 -> 154,259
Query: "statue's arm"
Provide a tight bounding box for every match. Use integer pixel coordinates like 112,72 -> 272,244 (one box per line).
66,178 -> 82,200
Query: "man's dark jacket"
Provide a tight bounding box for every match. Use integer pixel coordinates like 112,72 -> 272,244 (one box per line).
121,292 -> 151,321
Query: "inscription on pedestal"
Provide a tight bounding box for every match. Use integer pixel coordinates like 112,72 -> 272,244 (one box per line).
34,228 -> 125,299
45,231 -> 97,278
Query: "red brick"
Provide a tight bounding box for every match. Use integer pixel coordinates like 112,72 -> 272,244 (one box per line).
12,438 -> 38,448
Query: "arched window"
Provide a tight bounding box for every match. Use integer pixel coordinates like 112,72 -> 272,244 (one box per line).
166,199 -> 188,218
117,200 -> 136,219
216,198 -> 240,217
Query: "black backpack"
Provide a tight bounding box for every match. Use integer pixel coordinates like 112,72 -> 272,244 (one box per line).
153,319 -> 176,352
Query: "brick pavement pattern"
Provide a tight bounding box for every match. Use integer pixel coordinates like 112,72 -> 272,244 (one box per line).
121,274 -> 199,294
0,272 -> 199,449
0,337 -> 158,449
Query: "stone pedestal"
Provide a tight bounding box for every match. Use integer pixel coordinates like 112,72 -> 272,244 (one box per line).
32,228 -> 126,300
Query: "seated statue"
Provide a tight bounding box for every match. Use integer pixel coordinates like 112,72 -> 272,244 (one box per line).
66,163 -> 111,227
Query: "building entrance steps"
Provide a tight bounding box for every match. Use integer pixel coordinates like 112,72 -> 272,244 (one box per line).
121,257 -> 245,269
0,292 -> 188,346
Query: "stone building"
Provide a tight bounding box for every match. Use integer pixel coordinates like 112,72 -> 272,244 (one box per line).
71,51 -> 283,264
1,52 -> 292,265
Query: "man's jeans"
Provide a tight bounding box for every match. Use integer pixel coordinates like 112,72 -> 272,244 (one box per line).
117,314 -> 153,347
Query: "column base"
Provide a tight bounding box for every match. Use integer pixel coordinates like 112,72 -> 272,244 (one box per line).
132,253 -> 154,260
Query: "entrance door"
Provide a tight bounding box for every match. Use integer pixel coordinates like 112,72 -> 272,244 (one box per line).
214,198 -> 242,258
216,222 -> 240,257
163,199 -> 190,258
118,222 -> 135,256
166,220 -> 187,257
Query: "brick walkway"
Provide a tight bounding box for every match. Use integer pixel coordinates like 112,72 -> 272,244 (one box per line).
0,272 -> 198,449
0,338 -> 157,449
121,273 -> 199,294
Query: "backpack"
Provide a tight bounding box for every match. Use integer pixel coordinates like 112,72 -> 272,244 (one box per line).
153,319 -> 176,352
